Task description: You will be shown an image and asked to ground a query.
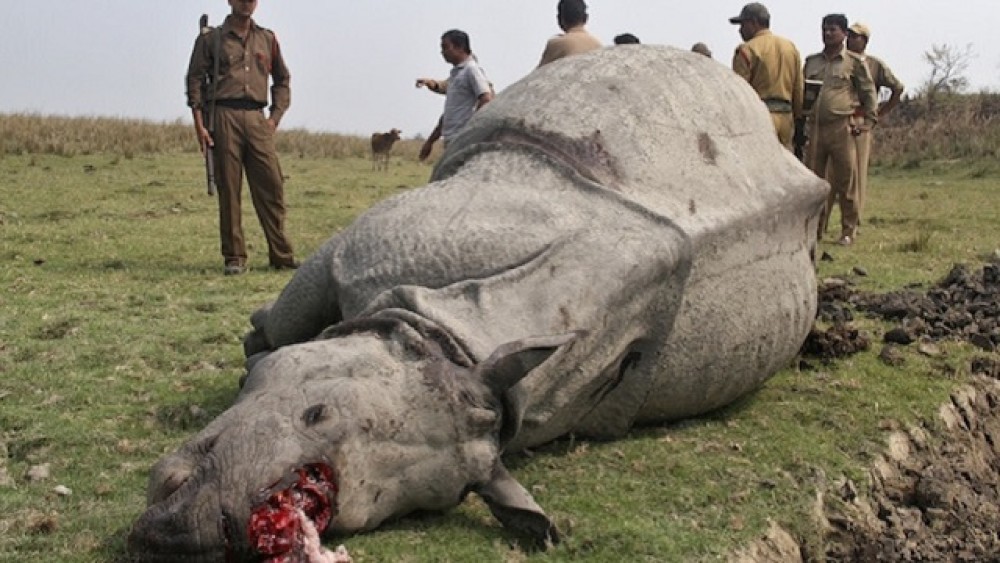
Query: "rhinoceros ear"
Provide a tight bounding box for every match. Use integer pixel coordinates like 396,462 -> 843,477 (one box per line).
475,462 -> 559,548
475,331 -> 583,447
474,331 -> 584,393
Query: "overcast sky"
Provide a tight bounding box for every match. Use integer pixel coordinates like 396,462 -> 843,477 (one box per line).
3,1 -> 997,139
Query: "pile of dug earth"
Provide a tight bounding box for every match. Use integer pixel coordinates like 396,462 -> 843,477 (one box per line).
793,260 -> 1000,561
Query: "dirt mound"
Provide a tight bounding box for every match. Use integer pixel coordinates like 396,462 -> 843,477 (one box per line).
786,262 -> 1000,561
823,376 -> 1000,561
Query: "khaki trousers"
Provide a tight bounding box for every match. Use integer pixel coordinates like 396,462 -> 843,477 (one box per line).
808,117 -> 859,239
849,115 -> 873,220
771,112 -> 794,151
212,106 -> 294,267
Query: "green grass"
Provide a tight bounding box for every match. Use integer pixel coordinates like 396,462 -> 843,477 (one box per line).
1,152 -> 998,562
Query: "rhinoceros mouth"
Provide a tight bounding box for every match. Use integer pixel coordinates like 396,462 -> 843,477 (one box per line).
244,462 -> 339,561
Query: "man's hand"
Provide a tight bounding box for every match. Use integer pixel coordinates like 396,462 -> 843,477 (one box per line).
419,140 -> 434,162
266,117 -> 278,133
196,125 -> 214,154
415,78 -> 439,90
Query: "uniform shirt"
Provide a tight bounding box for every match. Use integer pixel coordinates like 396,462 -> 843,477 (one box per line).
537,26 -> 603,67
803,47 -> 877,124
185,16 -> 291,126
862,54 -> 904,94
441,58 -> 492,141
732,29 -> 804,117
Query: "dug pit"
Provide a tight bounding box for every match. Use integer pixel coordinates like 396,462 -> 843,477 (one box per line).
740,260 -> 1000,561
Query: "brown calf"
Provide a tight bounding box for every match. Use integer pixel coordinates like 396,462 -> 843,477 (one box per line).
370,128 -> 402,171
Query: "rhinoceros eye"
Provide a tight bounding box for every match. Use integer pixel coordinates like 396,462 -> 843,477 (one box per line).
302,404 -> 327,426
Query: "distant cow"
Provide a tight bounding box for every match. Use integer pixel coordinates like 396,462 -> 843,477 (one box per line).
370,129 -> 402,171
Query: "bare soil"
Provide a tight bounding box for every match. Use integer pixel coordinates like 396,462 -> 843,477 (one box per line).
743,261 -> 1000,561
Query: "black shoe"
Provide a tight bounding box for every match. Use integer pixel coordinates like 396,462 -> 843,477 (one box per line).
224,264 -> 246,276
270,260 -> 300,271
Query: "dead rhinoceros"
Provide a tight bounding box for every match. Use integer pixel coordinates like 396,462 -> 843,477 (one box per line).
129,46 -> 827,561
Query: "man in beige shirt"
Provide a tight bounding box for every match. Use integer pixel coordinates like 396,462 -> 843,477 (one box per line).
537,0 -> 603,67
847,22 -> 905,222
729,3 -> 804,150
803,14 -> 878,246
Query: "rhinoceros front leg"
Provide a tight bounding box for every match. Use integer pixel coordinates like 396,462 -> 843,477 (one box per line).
243,250 -> 343,362
475,463 -> 559,547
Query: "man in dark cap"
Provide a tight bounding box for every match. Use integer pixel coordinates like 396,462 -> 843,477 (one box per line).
729,2 -> 803,150
846,22 -> 905,223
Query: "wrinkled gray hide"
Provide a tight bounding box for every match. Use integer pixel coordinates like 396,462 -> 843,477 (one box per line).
131,46 -> 827,560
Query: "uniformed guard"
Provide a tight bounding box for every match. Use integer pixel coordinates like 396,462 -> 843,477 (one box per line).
185,0 -> 297,275
729,3 -> 804,150
803,14 -> 878,246
846,22 -> 905,223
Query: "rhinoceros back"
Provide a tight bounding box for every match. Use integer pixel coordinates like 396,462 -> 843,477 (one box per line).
439,45 -> 823,239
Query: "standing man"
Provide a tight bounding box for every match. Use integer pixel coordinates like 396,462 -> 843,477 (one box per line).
846,22 -> 905,222
691,42 -> 713,58
537,0 -> 603,67
419,30 -> 494,161
186,0 -> 297,275
803,14 -> 878,246
614,33 -> 641,45
729,3 -> 803,150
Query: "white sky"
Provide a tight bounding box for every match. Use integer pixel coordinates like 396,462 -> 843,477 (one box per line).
2,1 -> 997,138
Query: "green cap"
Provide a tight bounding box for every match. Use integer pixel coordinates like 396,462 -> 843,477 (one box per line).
729,3 -> 770,24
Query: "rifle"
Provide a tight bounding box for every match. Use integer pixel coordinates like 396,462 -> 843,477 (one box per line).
793,118 -> 807,162
199,14 -> 219,196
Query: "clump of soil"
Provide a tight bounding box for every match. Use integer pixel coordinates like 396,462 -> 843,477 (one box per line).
856,262 -> 1000,351
799,279 -> 869,363
800,323 -> 871,362
802,261 -> 1000,362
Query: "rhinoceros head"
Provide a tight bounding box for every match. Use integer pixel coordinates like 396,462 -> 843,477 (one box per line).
128,314 -> 576,561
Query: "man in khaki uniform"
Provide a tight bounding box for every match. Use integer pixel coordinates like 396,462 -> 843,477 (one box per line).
803,14 -> 878,246
729,3 -> 804,150
537,0 -> 603,67
186,0 -> 297,275
847,22 -> 905,221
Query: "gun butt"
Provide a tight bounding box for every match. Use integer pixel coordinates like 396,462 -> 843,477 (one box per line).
206,153 -> 217,196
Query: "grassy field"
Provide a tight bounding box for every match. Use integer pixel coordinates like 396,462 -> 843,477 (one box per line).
1,146 -> 998,562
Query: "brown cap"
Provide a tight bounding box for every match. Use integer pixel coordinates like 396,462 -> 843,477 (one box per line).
848,23 -> 871,38
729,3 -> 770,24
